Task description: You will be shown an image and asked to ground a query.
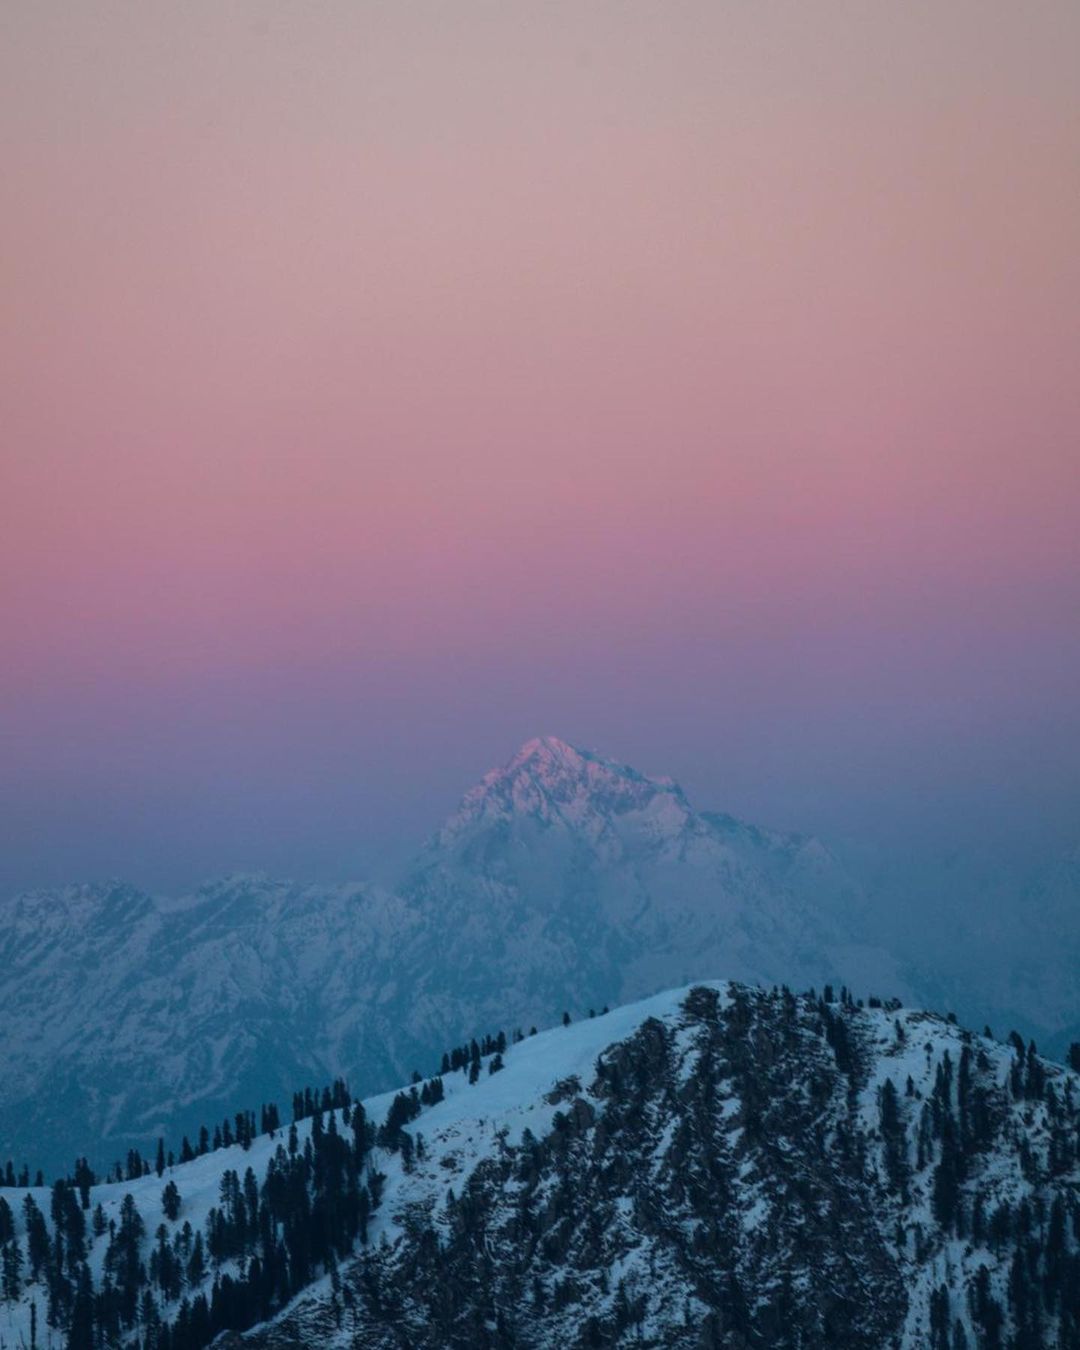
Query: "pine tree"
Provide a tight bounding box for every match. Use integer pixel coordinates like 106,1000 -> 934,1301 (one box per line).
67,1264 -> 95,1350
23,1195 -> 50,1281
1024,1043 -> 1046,1100
162,1180 -> 182,1221
932,1115 -> 963,1233
1,1240 -> 23,1302
72,1158 -> 94,1209
879,1078 -> 909,1199
104,1193 -> 146,1326
187,1230 -> 206,1287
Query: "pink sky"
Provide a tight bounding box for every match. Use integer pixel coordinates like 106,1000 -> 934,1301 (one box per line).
2,1 -> 1078,889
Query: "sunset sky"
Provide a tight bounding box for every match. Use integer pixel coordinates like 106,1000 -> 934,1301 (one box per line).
2,1 -> 1079,892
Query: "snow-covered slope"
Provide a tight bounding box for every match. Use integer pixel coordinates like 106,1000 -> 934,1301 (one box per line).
2,983 -> 1079,1349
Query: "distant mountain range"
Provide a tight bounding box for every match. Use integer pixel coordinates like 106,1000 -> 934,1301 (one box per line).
1,735 -> 1076,1176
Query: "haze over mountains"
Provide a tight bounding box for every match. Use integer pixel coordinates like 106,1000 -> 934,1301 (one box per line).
1,737 -> 1076,1176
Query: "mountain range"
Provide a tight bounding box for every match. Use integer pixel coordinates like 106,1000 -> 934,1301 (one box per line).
1,736 -> 1076,1178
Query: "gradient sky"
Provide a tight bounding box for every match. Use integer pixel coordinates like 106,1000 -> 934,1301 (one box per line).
2,1 -> 1079,895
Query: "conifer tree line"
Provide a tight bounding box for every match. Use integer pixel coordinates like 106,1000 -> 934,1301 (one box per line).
0,1070 -> 450,1349
0,1016 -> 533,1350
3,1009 -> 575,1204
4,1013 -> 547,1204
4,1104 -> 289,1203
2,1160 -> 45,1188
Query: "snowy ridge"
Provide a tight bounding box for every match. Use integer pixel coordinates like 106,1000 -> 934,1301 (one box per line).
231,989 -> 1080,1348
3,982 -> 1080,1348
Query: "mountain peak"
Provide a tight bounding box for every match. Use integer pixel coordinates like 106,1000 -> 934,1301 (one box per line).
504,734 -> 604,780
508,733 -> 584,767
436,736 -> 688,844
504,734 -> 679,786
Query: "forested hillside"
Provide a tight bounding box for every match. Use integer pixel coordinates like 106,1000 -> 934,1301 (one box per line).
3,982 -> 1080,1348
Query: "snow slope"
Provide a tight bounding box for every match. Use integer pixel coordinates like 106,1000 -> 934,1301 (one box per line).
3,981 -> 1079,1349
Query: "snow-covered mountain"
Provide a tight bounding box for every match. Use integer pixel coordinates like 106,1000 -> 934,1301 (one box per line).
2,982 -> 1079,1348
391,736 -> 910,1053
0,736 -> 1067,1180
0,737 -> 908,1178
